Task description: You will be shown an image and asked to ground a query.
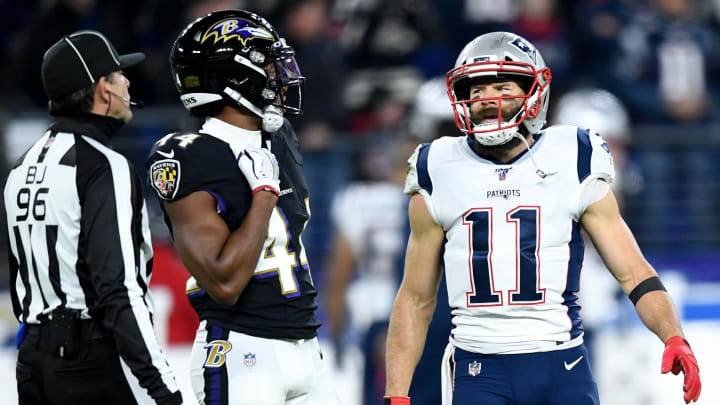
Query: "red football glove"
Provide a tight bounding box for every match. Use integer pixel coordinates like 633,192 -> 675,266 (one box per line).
384,396 -> 410,405
661,336 -> 701,404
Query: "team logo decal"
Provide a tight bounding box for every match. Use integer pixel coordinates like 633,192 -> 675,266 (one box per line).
510,37 -> 537,64
150,159 -> 181,200
468,360 -> 482,376
204,340 -> 232,368
495,167 -> 511,181
201,18 -> 274,45
243,352 -> 256,367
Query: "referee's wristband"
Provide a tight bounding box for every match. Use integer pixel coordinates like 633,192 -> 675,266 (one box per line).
628,276 -> 667,306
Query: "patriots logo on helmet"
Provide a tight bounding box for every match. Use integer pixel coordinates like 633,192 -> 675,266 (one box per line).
201,18 -> 274,45
510,37 -> 537,64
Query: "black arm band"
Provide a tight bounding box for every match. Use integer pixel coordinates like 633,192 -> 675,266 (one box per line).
628,276 -> 667,306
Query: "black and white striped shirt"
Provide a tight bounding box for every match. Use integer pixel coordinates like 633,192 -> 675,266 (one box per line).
4,114 -> 180,403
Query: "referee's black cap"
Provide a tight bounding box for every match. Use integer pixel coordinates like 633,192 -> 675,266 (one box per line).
41,30 -> 145,100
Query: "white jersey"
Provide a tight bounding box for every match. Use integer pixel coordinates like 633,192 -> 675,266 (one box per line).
330,182 -> 406,331
405,125 -> 614,354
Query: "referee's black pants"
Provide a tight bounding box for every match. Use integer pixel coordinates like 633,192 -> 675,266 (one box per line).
17,322 -> 140,405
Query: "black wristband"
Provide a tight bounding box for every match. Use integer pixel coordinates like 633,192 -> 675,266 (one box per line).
628,276 -> 667,306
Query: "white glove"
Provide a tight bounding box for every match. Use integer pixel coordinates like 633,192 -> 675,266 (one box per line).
237,145 -> 280,196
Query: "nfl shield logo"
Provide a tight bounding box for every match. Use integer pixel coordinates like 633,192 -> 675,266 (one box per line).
495,168 -> 511,181
244,352 -> 256,367
468,360 -> 481,376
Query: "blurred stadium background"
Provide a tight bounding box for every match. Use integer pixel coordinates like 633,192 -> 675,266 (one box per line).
1,0 -> 719,404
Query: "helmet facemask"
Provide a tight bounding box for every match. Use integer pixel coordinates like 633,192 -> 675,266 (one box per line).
241,41 -> 305,116
221,40 -> 305,132
447,60 -> 551,146
264,42 -> 304,116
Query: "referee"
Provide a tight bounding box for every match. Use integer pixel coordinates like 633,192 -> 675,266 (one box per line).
3,31 -> 182,405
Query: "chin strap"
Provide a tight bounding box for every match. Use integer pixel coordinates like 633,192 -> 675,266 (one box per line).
223,87 -> 284,133
262,105 -> 284,132
513,132 -> 556,179
469,104 -> 525,146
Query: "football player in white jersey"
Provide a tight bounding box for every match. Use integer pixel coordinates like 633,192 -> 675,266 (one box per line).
325,142 -> 411,402
384,32 -> 701,405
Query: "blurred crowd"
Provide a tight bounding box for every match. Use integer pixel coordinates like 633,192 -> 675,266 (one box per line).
2,0 -> 719,130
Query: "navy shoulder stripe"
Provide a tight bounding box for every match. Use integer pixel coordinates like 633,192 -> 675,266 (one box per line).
576,128 -> 592,183
417,143 -> 433,194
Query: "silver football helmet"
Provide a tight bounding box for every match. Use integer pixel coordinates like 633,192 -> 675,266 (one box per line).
553,88 -> 629,143
446,32 -> 551,146
409,77 -> 455,140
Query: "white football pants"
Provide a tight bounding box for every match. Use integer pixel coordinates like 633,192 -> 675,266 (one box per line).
190,320 -> 340,405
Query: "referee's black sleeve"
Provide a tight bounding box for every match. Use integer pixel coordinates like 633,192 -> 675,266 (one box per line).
7,238 -> 23,322
78,141 -> 181,404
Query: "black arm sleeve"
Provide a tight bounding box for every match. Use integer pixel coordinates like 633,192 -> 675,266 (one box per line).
8,239 -> 22,322
80,156 -> 181,405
